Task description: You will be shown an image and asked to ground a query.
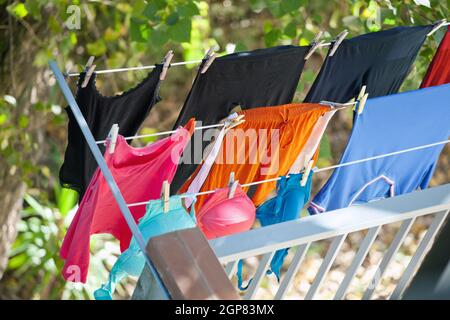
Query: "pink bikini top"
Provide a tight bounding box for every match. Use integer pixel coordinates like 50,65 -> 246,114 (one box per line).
197,185 -> 256,239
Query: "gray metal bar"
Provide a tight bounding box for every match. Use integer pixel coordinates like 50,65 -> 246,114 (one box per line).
305,234 -> 347,300
390,210 -> 449,300
275,243 -> 310,300
49,61 -> 169,299
225,260 -> 238,279
211,184 -> 450,264
363,218 -> 415,300
334,226 -> 381,300
243,251 -> 275,300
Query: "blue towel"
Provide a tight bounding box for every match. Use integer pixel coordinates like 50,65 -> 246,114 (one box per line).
310,83 -> 450,214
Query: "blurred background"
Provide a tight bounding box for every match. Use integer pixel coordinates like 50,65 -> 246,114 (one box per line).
0,0 -> 448,299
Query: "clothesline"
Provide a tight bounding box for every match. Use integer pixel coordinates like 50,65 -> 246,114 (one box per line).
95,122 -> 225,144
96,100 -> 356,144
65,20 -> 449,78
126,138 -> 450,207
67,42 -> 333,77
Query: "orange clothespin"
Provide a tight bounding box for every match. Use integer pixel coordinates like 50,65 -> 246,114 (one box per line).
160,50 -> 174,81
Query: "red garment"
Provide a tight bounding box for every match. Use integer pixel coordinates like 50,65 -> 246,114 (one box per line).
60,119 -> 195,283
421,26 -> 450,88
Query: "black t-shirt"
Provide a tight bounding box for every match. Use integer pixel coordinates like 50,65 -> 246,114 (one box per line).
171,45 -> 311,193
304,25 -> 433,103
59,64 -> 163,199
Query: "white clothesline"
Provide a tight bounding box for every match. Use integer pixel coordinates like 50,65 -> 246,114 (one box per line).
95,101 -> 356,144
126,138 -> 450,207
64,20 -> 449,78
67,42 -> 333,77
95,122 -> 225,144
67,42 -> 337,77
67,59 -> 204,77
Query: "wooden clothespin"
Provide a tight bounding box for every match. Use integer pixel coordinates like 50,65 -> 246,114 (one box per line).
201,45 -> 219,74
107,123 -> 119,154
160,50 -> 174,81
357,85 -> 366,101
81,56 -> 96,88
329,30 -> 348,57
357,93 -> 369,115
63,66 -> 72,81
427,19 -> 447,37
224,114 -> 245,133
305,31 -> 324,60
300,159 -> 314,186
319,100 -> 357,110
353,85 -> 367,111
161,180 -> 170,213
228,172 -> 238,199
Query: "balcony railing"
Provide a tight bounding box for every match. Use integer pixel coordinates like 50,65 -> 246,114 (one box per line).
209,183 -> 450,300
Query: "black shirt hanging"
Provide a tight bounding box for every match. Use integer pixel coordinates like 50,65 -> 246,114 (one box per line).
59,64 -> 163,200
171,45 -> 311,194
304,25 -> 434,103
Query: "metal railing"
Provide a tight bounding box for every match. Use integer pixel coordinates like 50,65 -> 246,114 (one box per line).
209,184 -> 450,300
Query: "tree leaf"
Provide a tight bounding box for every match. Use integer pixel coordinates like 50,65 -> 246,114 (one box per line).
7,2 -> 28,19
177,2 -> 200,17
284,21 -> 297,38
166,12 -> 179,25
169,18 -> 191,43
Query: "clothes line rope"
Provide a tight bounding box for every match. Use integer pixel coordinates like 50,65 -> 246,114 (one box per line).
96,101 -> 356,144
95,122 -> 225,144
67,42 -> 337,77
67,59 -> 204,77
64,21 -> 449,78
126,138 -> 450,207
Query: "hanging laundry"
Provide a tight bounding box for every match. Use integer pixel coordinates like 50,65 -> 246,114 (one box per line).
256,171 -> 313,281
309,83 -> 450,214
59,65 -> 163,200
94,195 -> 197,300
60,119 -> 195,283
304,25 -> 433,103
421,26 -> 450,88
412,26 -> 450,290
171,45 -> 311,193
183,113 -> 237,209
179,103 -> 330,212
197,185 -> 256,239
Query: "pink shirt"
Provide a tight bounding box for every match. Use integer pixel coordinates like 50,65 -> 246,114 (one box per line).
60,119 -> 195,283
